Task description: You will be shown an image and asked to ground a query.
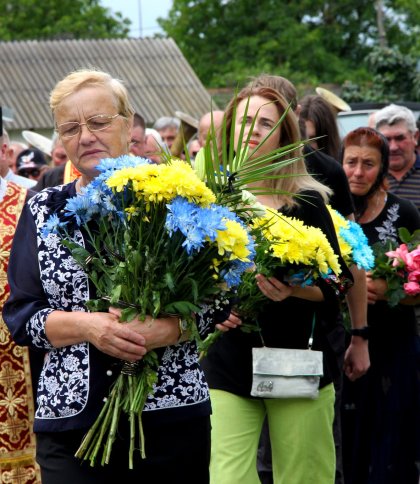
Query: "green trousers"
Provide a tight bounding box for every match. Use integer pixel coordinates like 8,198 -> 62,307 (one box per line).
210,384 -> 336,484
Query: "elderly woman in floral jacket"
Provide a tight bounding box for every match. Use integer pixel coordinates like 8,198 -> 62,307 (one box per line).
3,69 -> 225,484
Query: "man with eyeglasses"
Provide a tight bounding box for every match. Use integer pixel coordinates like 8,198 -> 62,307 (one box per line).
376,104 -> 420,340
375,104 -> 420,211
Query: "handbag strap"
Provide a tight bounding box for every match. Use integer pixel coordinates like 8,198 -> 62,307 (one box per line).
256,314 -> 316,350
307,315 -> 315,350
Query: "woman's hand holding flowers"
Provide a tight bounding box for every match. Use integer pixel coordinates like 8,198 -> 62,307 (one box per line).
256,274 -> 294,302
45,310 -> 147,362
85,311 -> 148,362
215,312 -> 242,333
108,307 -> 180,350
256,274 -> 324,302
366,273 -> 388,304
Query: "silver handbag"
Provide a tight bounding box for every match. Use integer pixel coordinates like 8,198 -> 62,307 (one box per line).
251,317 -> 323,399
251,346 -> 323,399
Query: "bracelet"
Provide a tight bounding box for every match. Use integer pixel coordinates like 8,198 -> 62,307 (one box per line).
350,326 -> 369,340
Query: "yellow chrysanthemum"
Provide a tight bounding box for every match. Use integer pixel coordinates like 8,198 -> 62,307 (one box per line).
106,160 -> 216,207
254,211 -> 341,276
215,219 -> 251,261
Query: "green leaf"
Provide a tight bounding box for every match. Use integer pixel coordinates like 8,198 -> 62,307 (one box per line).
85,298 -> 109,312
398,226 -> 411,243
110,285 -> 122,304
164,272 -> 175,292
152,291 -> 161,317
120,307 -> 138,322
163,300 -> 201,317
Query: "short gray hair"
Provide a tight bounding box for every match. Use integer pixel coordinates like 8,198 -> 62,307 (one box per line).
375,104 -> 417,133
153,116 -> 180,131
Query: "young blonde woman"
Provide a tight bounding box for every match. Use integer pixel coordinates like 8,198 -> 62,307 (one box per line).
201,86 -> 352,484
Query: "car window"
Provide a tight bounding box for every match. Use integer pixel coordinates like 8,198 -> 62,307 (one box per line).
337,112 -> 372,138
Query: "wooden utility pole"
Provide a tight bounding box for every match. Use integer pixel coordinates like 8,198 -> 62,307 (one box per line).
376,0 -> 387,48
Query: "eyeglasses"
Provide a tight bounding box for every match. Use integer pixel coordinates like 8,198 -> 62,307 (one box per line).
56,114 -> 122,139
20,169 -> 40,178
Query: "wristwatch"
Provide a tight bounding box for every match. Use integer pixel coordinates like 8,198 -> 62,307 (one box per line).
177,318 -> 190,344
350,326 -> 369,340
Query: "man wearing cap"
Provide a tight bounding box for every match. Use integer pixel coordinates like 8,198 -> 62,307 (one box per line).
16,147 -> 49,182
0,129 -> 37,188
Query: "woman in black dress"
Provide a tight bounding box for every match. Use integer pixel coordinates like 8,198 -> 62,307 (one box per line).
341,127 -> 420,484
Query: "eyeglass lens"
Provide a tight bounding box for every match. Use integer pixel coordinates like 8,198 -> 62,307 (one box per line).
57,114 -> 119,138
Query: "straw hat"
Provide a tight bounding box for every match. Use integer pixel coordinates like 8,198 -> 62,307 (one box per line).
22,130 -> 53,157
315,87 -> 351,113
175,111 -> 199,130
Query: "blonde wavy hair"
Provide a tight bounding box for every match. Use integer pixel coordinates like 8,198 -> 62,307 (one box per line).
222,86 -> 331,208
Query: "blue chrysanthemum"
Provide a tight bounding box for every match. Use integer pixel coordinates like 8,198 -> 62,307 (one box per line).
41,213 -> 68,238
96,155 -> 150,174
340,220 -> 374,270
166,197 -> 227,254
64,193 -> 99,226
221,259 -> 253,288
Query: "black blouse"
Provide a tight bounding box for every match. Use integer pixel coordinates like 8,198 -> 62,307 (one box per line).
360,192 -> 420,357
202,190 -> 353,397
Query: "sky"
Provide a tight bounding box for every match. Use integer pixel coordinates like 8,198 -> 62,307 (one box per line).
100,0 -> 173,37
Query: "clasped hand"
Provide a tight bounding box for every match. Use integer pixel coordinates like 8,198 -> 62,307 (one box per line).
89,308 -> 180,362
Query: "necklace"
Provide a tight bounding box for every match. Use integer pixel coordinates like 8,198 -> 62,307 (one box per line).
361,190 -> 387,223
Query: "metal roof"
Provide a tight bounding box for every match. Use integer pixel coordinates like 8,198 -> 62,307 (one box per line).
0,38 -> 213,130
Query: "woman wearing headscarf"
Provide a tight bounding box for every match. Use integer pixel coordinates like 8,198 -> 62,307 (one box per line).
341,127 -> 420,484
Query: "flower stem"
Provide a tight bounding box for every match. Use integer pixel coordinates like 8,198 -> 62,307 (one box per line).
128,375 -> 136,468
103,376 -> 123,466
75,388 -> 114,462
198,329 -> 223,360
138,413 -> 146,459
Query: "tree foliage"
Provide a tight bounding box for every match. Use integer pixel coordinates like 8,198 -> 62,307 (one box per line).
158,0 -> 419,100
0,0 -> 131,40
342,46 -> 420,103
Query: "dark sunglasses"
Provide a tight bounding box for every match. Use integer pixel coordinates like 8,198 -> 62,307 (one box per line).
20,168 -> 40,178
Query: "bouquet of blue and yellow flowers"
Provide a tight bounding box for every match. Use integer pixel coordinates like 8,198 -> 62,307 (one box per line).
199,206 -> 344,354
234,207 -> 343,319
42,155 -> 255,467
